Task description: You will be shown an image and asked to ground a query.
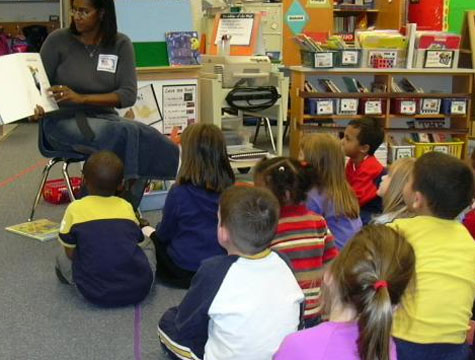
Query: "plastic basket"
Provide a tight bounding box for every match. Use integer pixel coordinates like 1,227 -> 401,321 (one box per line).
409,140 -> 464,159
300,50 -> 336,68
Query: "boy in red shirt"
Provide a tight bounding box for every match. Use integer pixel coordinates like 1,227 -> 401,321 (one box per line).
342,118 -> 385,225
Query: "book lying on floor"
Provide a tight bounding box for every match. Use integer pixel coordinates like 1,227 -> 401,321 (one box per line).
0,53 -> 58,125
227,145 -> 269,161
5,219 -> 60,242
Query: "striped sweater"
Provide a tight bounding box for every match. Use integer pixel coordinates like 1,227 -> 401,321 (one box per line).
271,204 -> 338,321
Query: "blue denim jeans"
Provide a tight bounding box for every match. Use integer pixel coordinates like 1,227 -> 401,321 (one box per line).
394,338 -> 470,360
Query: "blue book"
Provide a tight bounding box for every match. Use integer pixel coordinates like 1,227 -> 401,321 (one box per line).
165,31 -> 201,66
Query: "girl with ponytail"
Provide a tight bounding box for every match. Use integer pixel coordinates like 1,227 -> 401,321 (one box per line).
274,225 -> 415,360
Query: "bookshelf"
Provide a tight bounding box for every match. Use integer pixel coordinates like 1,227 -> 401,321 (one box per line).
282,0 -> 404,66
288,66 -> 475,159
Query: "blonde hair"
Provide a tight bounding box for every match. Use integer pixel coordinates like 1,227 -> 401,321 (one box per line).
323,225 -> 415,360
383,158 -> 415,215
301,134 -> 359,218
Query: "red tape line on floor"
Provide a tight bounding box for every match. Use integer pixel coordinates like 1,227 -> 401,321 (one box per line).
0,159 -> 47,189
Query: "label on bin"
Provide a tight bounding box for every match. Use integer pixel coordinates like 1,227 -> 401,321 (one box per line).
400,101 -> 417,115
433,146 -> 449,154
341,51 -> 359,65
365,100 -> 382,115
316,100 -> 334,115
421,99 -> 441,113
339,99 -> 358,113
450,100 -> 466,115
314,52 -> 333,68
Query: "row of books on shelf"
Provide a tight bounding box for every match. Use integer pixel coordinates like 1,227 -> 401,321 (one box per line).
334,16 -> 368,35
334,0 -> 375,9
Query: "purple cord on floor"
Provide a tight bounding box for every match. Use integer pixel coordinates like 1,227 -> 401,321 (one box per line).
134,304 -> 142,360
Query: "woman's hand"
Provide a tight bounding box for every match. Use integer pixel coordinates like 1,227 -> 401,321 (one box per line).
48,85 -> 85,104
29,105 -> 45,122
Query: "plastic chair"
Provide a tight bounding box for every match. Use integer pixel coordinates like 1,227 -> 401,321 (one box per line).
28,121 -> 89,221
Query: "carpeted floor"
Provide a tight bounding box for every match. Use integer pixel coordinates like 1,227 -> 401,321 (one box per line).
0,122 -> 278,360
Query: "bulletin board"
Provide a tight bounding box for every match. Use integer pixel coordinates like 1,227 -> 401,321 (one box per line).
448,0 -> 475,34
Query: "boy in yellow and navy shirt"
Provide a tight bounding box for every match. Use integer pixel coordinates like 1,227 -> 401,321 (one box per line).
55,151 -> 156,307
388,152 -> 475,360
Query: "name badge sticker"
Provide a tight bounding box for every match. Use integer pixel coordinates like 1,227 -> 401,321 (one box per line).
97,54 -> 118,73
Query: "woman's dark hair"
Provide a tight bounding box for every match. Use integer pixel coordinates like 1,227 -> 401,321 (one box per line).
70,0 -> 118,47
253,156 -> 316,206
325,225 -> 415,360
177,123 -> 235,193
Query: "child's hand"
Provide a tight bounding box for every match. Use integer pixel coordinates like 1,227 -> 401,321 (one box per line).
141,226 -> 155,238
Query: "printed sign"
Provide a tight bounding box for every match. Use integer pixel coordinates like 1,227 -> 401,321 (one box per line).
162,84 -> 197,134
215,13 -> 255,46
307,0 -> 330,8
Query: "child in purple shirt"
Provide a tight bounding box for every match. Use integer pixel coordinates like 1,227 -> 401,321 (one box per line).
274,225 -> 415,360
301,134 -> 362,248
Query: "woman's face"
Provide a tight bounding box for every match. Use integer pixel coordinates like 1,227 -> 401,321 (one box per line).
71,0 -> 102,34
377,174 -> 391,198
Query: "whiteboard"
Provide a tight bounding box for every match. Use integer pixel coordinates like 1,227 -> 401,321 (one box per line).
115,0 -> 193,42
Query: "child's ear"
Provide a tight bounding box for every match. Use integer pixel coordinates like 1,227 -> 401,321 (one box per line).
412,191 -> 425,211
360,144 -> 370,155
217,223 -> 230,249
116,179 -> 125,194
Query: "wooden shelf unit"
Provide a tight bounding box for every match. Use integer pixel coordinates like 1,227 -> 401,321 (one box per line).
288,66 -> 475,159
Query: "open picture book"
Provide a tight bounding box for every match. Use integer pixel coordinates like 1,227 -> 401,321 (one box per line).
0,53 -> 58,125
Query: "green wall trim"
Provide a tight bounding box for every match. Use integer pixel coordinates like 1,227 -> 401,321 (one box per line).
133,42 -> 169,67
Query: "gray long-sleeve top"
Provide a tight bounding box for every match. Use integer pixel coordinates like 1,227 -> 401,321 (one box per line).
40,29 -> 137,116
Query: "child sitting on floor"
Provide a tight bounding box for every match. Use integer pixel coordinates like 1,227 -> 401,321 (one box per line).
274,225 -> 415,360
372,157 -> 415,225
158,186 -> 304,360
342,118 -> 385,225
301,133 -> 362,249
56,150 -> 156,307
254,156 -> 338,328
389,151 -> 475,360
142,123 -> 235,288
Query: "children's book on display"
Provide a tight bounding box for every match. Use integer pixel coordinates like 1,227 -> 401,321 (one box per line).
165,31 -> 201,66
0,53 -> 58,125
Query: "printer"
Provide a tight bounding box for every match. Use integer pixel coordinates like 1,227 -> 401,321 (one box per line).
201,55 -> 272,88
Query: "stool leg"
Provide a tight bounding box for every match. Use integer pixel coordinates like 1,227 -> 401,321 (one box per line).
253,118 -> 262,145
264,117 -> 277,153
28,158 -> 59,222
62,161 -> 76,202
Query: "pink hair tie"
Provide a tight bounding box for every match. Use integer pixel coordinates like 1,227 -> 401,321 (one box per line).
373,280 -> 388,291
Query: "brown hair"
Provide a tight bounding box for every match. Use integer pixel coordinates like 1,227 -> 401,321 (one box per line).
177,123 -> 235,193
325,225 -> 415,360
413,152 -> 474,219
301,134 -> 359,218
383,158 -> 415,215
220,186 -> 280,255
253,156 -> 316,206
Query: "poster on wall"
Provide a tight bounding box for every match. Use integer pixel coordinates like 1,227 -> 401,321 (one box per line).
162,84 -> 197,134
285,0 -> 310,35
117,79 -> 198,135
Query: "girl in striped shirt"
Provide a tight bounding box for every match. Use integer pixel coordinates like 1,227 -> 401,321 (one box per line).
254,157 -> 338,328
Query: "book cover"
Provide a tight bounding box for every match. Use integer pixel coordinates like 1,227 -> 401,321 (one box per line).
0,53 -> 58,124
5,219 -> 60,242
165,31 -> 201,66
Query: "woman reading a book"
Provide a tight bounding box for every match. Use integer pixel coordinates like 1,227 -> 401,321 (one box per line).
33,0 -> 179,210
